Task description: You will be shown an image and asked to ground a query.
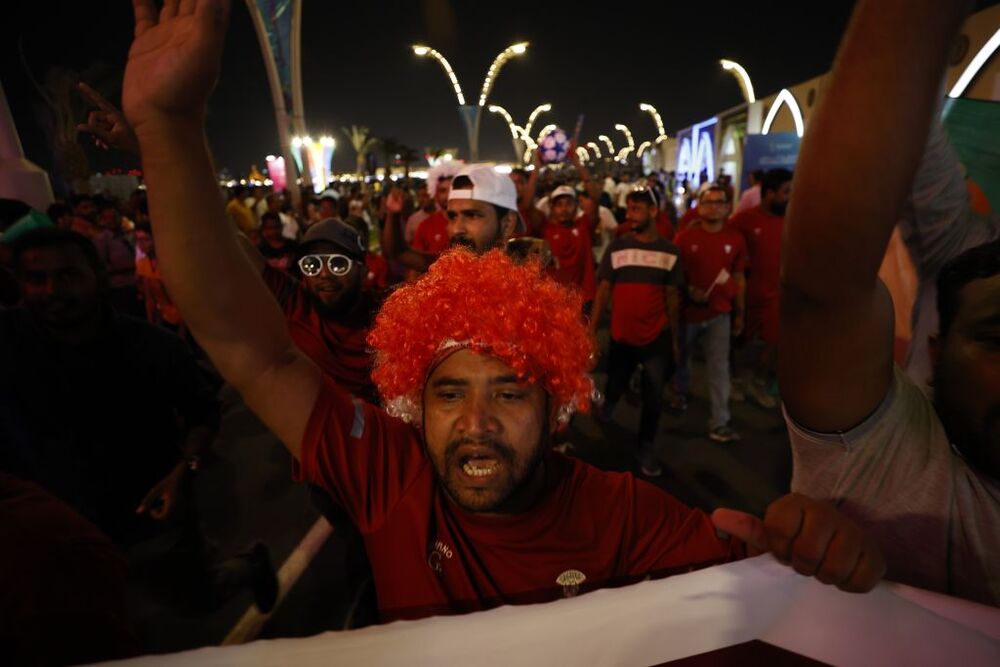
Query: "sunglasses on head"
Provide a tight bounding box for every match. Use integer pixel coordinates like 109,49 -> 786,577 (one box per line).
297,253 -> 354,277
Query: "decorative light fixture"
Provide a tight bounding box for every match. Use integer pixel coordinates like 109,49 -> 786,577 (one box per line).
586,141 -> 602,159
639,102 -> 669,143
948,27 -> 1000,98
412,45 -> 466,105
761,89 -> 805,137
720,59 -> 756,103
598,134 -> 615,155
478,42 -> 530,107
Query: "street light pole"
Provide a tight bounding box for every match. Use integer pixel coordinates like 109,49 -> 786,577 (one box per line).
413,42 -> 528,161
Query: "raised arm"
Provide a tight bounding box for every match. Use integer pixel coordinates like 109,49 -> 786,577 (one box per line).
382,188 -> 433,271
123,0 -> 319,458
779,0 -> 971,432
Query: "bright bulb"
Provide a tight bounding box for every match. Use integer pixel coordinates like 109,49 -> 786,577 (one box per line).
511,43 -> 528,54
413,45 -> 429,56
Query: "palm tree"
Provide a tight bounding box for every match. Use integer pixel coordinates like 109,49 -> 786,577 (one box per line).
398,145 -> 420,180
378,136 -> 403,176
342,125 -> 378,177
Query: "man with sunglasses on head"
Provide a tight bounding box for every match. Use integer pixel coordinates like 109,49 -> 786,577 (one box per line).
240,218 -> 379,404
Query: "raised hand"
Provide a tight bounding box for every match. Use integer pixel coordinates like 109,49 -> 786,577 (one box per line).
385,187 -> 405,215
123,0 -> 231,135
76,82 -> 140,155
712,493 -> 886,593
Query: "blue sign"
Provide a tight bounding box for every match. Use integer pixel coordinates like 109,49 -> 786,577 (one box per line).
741,133 -> 800,190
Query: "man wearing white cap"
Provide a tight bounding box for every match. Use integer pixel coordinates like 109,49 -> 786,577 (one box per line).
542,185 -> 597,305
383,163 -> 521,271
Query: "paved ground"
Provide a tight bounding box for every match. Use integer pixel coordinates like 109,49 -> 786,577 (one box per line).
126,344 -> 791,657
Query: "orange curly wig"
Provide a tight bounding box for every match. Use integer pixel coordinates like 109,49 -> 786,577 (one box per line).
368,248 -> 597,423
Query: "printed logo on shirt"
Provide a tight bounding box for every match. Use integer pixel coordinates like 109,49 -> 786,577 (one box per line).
571,228 -> 579,237
724,244 -> 732,254
611,248 -> 678,271
427,539 -> 454,574
691,244 -> 699,253
556,569 -> 587,598
754,227 -> 761,236
434,234 -> 443,242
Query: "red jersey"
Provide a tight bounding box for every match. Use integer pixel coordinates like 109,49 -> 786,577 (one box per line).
728,206 -> 783,306
597,236 -> 683,346
542,217 -> 597,301
674,226 -> 747,323
262,266 -> 378,404
412,210 -> 450,254
296,376 -> 741,622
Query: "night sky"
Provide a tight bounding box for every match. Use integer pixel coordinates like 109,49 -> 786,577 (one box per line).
1,1 -> 993,183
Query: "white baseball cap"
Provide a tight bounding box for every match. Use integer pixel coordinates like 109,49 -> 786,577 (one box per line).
448,163 -> 519,211
550,185 -> 578,201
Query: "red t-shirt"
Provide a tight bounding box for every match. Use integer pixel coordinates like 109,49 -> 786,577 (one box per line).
597,236 -> 683,346
262,266 -> 378,404
728,206 -> 783,307
542,217 -> 597,301
674,226 -> 747,323
295,376 -> 741,622
412,210 -> 450,254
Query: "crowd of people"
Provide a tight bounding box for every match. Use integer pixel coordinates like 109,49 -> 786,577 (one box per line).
0,0 -> 996,663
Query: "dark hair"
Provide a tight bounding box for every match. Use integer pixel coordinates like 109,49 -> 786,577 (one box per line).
761,168 -> 793,196
11,227 -> 106,281
936,239 -> 1000,338
70,194 -> 94,208
698,185 -> 731,203
511,168 -> 528,180
261,211 -> 281,226
751,169 -> 766,183
46,203 -> 72,221
626,190 -> 657,207
134,222 -> 152,235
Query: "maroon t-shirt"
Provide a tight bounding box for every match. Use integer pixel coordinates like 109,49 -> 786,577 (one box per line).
542,217 -> 597,301
412,210 -> 450,254
728,207 -> 784,307
295,376 -> 742,623
262,266 -> 378,403
598,235 -> 684,346
674,226 -> 748,323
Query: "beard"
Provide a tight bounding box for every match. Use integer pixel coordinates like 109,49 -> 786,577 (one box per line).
449,234 -> 477,251
433,429 -> 548,514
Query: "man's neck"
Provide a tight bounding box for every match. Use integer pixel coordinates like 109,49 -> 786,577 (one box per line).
634,222 -> 659,243
701,220 -> 725,233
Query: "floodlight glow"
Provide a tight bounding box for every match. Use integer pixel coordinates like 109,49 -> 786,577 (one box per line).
720,59 -> 756,103
948,27 -> 1000,98
761,88 -> 805,137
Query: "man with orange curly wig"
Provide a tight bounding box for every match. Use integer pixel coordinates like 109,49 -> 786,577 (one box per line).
125,0 -> 887,625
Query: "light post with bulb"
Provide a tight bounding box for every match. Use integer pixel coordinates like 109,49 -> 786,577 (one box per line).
412,42 -> 528,160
